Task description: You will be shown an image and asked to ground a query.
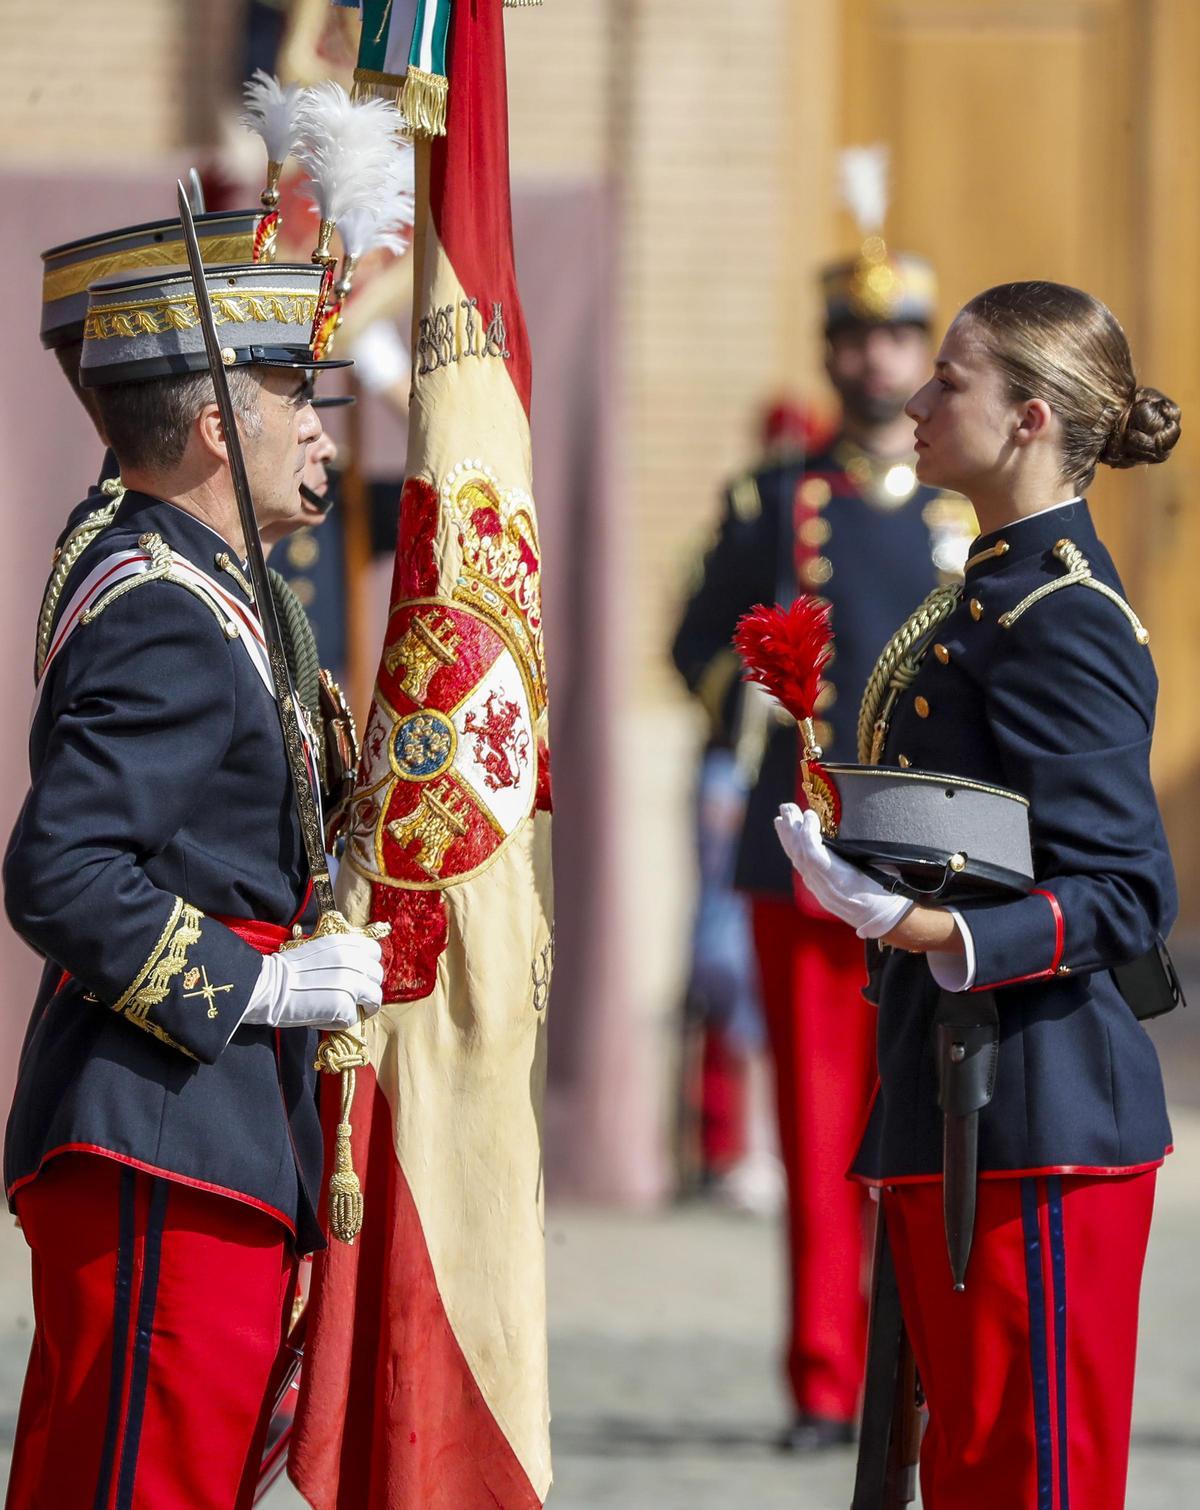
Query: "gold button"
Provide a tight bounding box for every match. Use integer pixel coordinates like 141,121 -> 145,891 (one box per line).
813,719 -> 833,748
799,516 -> 831,547
220,346 -> 237,367
934,643 -> 950,664
291,576 -> 316,607
914,695 -> 930,718
969,598 -> 983,621
949,853 -> 966,873
802,556 -> 833,587
815,681 -> 837,712
898,754 -> 911,768
800,478 -> 832,509
287,532 -> 320,570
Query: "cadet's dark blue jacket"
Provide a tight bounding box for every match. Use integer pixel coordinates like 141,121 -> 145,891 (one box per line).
4,490 -> 324,1251
671,443 -> 970,897
852,499 -> 1175,1183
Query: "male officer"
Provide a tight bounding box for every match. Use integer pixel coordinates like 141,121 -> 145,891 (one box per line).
4,260 -> 383,1508
672,244 -> 973,1449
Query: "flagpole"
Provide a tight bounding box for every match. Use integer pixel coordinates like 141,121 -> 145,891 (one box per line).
340,372 -> 375,723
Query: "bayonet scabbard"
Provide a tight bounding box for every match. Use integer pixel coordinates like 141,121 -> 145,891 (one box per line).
933,991 -> 999,1290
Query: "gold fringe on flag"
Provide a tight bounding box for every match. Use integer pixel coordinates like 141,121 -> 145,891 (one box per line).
401,66 -> 449,138
352,67 -> 405,107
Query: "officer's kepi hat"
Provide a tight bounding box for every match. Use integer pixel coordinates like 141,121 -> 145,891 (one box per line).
79,262 -> 352,388
810,762 -> 1034,901
40,209 -> 273,351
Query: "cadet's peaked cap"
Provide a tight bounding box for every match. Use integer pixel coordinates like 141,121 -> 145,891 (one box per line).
79,263 -> 352,388
822,244 -> 937,332
41,209 -> 273,351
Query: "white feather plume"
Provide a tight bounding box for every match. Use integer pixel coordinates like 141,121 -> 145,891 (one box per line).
838,145 -> 889,235
240,70 -> 307,165
294,82 -> 403,226
336,147 -> 417,260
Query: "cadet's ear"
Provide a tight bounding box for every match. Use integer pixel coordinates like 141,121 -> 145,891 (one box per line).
196,402 -> 228,464
1013,397 -> 1055,448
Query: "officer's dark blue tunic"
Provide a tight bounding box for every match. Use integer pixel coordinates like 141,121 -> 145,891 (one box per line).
5,489 -> 324,1251
670,439 -> 975,1423
671,442 -> 972,896
852,499 -> 1175,1182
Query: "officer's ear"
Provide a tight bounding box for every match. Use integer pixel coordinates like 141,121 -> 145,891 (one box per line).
195,402 -> 229,465
1012,397 -> 1055,449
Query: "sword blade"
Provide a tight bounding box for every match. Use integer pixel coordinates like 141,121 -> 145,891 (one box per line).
175,182 -> 335,915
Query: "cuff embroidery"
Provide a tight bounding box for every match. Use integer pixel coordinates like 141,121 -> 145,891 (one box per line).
113,898 -> 204,1056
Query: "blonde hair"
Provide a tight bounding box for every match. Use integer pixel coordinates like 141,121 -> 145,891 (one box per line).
960,281 -> 1180,490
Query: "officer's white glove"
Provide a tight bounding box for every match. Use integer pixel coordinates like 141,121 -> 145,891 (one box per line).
774,804 -> 915,940
241,932 -> 385,1031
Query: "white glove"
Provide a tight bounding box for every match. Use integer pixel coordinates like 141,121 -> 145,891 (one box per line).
774,804 -> 915,940
240,932 -> 385,1031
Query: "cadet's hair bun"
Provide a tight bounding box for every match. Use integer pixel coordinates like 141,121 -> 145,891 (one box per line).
1100,386 -> 1182,469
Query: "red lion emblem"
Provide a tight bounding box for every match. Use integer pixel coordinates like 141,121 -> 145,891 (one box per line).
462,692 -> 530,792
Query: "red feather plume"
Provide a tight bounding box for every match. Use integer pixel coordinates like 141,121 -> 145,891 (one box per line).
733,597 -> 834,722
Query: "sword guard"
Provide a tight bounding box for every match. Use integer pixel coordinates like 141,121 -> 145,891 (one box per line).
279,908 -> 391,950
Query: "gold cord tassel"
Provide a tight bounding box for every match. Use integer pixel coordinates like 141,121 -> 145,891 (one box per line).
314,1028 -> 371,1243
282,909 -> 390,1245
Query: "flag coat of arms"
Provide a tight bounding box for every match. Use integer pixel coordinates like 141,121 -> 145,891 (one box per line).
289,2 -> 553,1505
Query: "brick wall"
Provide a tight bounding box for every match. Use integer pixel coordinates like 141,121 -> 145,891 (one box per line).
0,0 -> 240,163
505,0 -> 838,701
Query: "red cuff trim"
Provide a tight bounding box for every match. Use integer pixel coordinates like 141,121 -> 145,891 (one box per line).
6,1144 -> 297,1236
848,1145 -> 1171,1188
972,887 -> 1064,990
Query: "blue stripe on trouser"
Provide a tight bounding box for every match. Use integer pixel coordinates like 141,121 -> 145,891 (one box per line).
93,1167 -> 137,1510
1047,1175 -> 1070,1509
1021,1177 -> 1054,1510
115,1177 -> 170,1510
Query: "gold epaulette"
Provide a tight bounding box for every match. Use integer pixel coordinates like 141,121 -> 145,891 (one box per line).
857,583 -> 963,764
82,533 -> 240,640
728,473 -> 762,522
998,539 -> 1150,645
35,478 -> 125,678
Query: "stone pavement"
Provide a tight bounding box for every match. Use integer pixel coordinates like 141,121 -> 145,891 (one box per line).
0,1120 -> 1192,1507
0,1109 -> 1197,1507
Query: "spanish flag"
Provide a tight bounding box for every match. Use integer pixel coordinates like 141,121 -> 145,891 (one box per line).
288,1 -> 553,1504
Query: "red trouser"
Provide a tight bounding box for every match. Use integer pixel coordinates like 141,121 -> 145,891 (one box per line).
7,1152 -> 297,1510
883,1170 -> 1156,1509
751,897 -> 874,1421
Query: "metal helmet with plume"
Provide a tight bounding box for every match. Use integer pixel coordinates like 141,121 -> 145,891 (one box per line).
837,144 -> 905,323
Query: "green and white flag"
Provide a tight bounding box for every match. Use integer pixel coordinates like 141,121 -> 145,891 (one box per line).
348,0 -> 452,138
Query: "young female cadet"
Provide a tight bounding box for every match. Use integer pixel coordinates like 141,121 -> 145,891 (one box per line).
776,280 -> 1181,1508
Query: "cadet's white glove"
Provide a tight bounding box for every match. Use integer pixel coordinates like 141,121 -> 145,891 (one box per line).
775,805 -> 915,940
241,932 -> 385,1031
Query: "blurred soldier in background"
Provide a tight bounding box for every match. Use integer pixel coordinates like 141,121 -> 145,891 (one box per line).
673,155 -> 974,1449
676,400 -> 831,1215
